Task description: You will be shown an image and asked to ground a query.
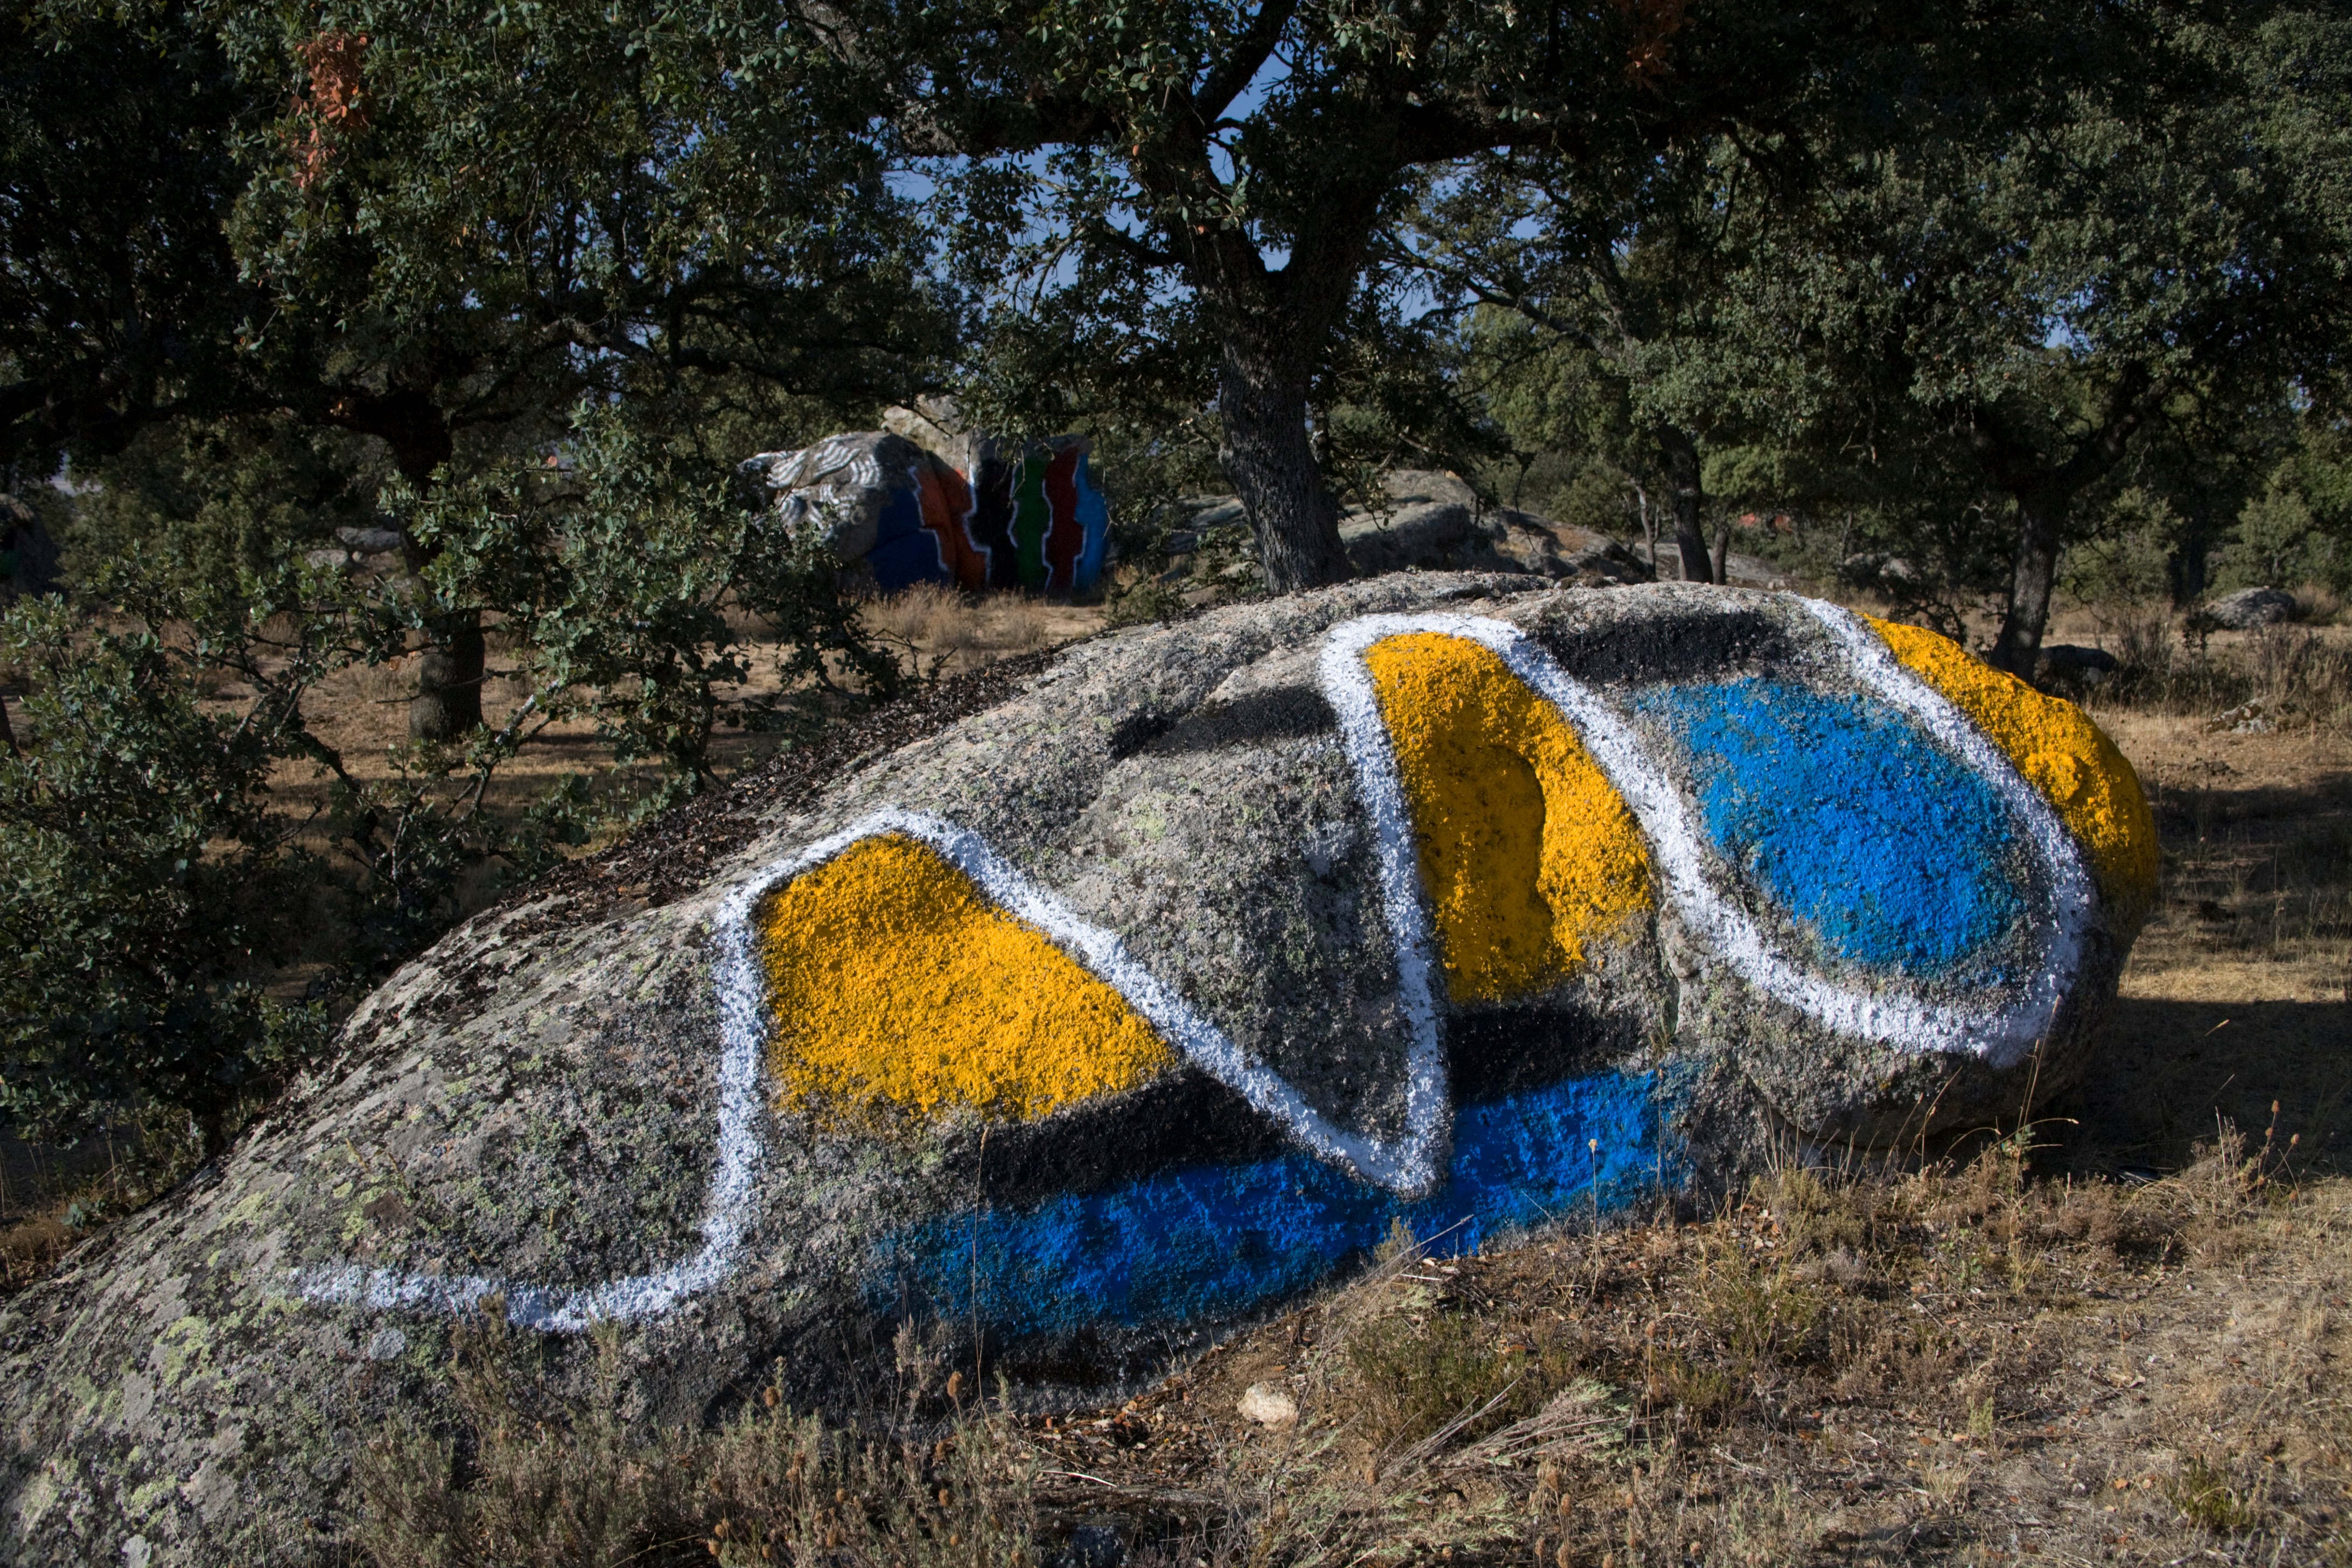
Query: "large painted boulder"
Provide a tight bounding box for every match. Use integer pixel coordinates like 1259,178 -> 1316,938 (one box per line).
0,577 -> 2155,1564
742,431 -> 1110,594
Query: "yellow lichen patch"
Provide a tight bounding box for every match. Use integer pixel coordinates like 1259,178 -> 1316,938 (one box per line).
1363,633 -> 1653,1003
1868,617 -> 2160,929
755,835 -> 1174,1124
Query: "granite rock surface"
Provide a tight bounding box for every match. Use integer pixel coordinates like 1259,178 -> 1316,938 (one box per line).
0,576 -> 2156,1565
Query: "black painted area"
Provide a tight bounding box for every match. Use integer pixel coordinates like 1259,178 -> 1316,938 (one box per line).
1534,608 -> 1795,687
944,1068 -> 1292,1210
970,457 -> 1020,589
1445,998 -> 1647,1105
1140,685 -> 1336,756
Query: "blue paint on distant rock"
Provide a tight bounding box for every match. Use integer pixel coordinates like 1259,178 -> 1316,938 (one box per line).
865,481 -> 941,592
869,1070 -> 1671,1339
1634,680 -> 2024,977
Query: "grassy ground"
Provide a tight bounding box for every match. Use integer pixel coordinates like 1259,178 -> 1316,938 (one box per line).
355,1122 -> 2343,1567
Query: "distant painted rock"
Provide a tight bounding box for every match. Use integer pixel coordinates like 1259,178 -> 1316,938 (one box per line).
0,578 -> 2156,1564
741,430 -> 1110,594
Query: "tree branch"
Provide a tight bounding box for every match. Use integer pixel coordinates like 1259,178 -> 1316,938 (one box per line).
1194,0 -> 1300,125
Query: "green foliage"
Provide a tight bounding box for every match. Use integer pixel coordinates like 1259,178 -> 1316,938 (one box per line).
0,0 -> 259,478
0,592 -> 326,1150
215,0 -> 947,461
2213,417 -> 2352,594
0,393 -> 904,1147
0,0 -> 936,1157
402,403 -> 899,793
2062,491 -> 2181,608
1448,3 -> 2352,645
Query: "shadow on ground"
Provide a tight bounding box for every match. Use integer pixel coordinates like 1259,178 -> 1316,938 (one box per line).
2049,996 -> 2351,1175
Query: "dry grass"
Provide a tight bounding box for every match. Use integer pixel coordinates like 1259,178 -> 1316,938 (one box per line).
0,1109 -> 208,1294
2075,608 -> 2352,730
348,1131 -> 2350,1566
355,1317 -> 1047,1568
857,584 -> 1100,680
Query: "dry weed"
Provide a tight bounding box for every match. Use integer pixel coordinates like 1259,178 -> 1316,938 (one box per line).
354,1313 -> 1046,1568
859,585 -> 1065,678
0,1209 -> 75,1291
350,1137 -> 2352,1566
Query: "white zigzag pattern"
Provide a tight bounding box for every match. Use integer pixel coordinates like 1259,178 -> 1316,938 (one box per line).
286,600 -> 2094,1329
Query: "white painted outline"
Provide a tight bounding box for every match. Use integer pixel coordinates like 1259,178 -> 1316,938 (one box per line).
288,806 -> 1448,1328
288,851 -> 779,1332
1319,607 -> 2094,1069
287,598 -> 2096,1329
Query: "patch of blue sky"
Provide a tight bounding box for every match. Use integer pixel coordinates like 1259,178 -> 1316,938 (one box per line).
866,1070 -> 1670,1339
1631,680 -> 2025,978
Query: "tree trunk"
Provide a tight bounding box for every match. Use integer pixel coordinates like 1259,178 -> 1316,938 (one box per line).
1711,509 -> 1732,587
1218,344 -> 1350,591
337,390 -> 484,740
2168,501 -> 2217,608
1968,377 -> 2159,678
1988,481 -> 2067,678
408,610 -> 485,740
1632,479 -> 1657,573
1658,423 -> 1711,583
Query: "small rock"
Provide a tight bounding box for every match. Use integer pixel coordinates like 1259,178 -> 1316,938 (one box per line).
2206,699 -> 2280,734
1237,1383 -> 1299,1427
2195,586 -> 2295,631
334,526 -> 407,556
2036,645 -> 2120,690
1840,551 -> 1919,587
1794,1247 -> 1873,1287
1340,500 -> 1482,576
363,1326 -> 408,1362
1056,1521 -> 1128,1568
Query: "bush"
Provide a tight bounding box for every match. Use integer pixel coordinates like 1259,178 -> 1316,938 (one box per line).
0,407 -> 905,1163
0,593 -> 328,1152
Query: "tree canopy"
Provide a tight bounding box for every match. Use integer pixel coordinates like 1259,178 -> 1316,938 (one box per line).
3,0 -> 2350,1145
865,0 -> 2001,587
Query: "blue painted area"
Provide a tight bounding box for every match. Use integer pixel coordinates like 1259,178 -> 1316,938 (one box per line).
1072,454 -> 1111,590
1633,680 -> 2022,976
867,482 -> 949,591
868,1071 -> 1671,1338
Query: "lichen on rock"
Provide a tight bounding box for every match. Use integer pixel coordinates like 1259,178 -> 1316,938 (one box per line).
0,576 -> 2154,1565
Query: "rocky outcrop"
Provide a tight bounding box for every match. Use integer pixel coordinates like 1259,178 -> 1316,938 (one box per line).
2194,586 -> 2297,631
2036,644 -> 2122,690
1160,472 -> 1653,591
0,578 -> 2156,1565
741,430 -> 1110,595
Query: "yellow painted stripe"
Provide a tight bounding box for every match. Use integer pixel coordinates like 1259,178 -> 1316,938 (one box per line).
1363,633 -> 1653,1004
756,834 -> 1174,1125
1868,617 -> 2159,930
